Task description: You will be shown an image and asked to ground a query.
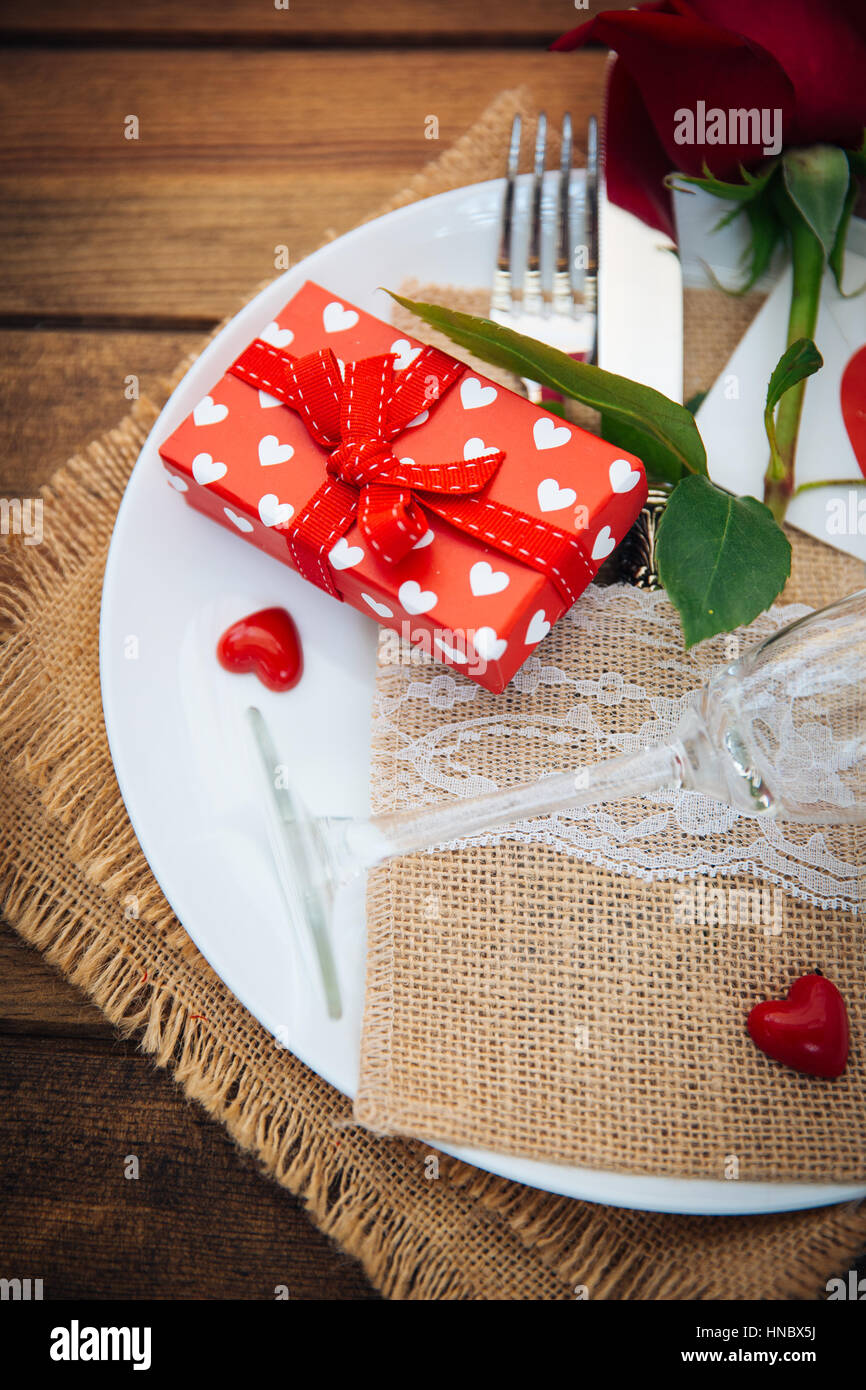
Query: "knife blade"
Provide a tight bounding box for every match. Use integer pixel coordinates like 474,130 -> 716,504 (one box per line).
596,107 -> 683,404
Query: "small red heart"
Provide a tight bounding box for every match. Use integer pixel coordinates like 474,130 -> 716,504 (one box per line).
217,606 -> 303,692
748,972 -> 849,1079
840,344 -> 866,478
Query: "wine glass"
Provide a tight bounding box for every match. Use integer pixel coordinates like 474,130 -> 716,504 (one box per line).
246,588 -> 866,1011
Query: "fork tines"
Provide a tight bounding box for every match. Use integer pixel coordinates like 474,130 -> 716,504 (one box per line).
492,114 -> 521,313
553,112 -> 574,316
490,111 -> 595,403
524,112 -> 547,316
494,111 -> 584,319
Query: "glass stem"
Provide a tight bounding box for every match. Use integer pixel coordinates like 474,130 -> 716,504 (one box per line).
352,741 -> 684,865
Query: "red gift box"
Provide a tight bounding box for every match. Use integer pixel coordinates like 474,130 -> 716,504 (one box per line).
159,280 -> 648,693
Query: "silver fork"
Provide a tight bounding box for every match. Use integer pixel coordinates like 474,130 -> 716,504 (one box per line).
490,112 -> 597,404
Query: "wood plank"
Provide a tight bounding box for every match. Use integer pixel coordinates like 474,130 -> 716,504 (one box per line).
0,329 -> 199,495
0,0 -> 625,43
0,1032 -> 380,1298
0,49 -> 605,319
0,922 -> 118,1037
0,49 -> 598,170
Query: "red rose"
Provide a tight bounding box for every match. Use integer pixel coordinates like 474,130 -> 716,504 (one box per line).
553,0 -> 866,238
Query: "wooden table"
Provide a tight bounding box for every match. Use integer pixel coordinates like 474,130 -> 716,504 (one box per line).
3,1 -> 862,1302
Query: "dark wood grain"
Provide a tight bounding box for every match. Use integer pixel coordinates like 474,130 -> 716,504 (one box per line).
0,329 -> 199,494
0,914 -> 379,1296
0,0 -> 626,44
0,49 -> 603,321
0,48 -> 596,172
0,1027 -> 380,1300
0,923 -> 116,1038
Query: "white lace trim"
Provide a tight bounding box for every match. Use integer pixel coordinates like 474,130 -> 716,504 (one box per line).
372,586 -> 865,914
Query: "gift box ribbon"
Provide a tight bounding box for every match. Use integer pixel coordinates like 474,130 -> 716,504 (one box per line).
230,338 -> 592,603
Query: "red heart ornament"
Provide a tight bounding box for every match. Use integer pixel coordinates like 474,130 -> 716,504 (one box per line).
217,606 -> 303,692
841,344 -> 866,478
748,972 -> 849,1079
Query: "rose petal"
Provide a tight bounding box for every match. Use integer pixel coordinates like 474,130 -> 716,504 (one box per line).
605,58 -> 678,239
586,13 -> 796,179
553,5 -> 800,234
688,0 -> 866,147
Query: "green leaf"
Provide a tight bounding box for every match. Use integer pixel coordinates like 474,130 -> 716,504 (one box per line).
847,129 -> 866,176
782,145 -> 851,258
763,337 -> 823,471
600,412 -> 683,485
829,167 -> 866,296
741,196 -> 784,291
684,389 -> 708,415
656,476 -> 791,648
765,337 -> 823,416
829,172 -> 857,290
386,291 -> 707,480
712,201 -> 748,233
668,160 -> 778,204
704,194 -> 784,296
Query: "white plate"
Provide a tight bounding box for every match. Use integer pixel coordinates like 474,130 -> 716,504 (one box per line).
100,178 -> 866,1215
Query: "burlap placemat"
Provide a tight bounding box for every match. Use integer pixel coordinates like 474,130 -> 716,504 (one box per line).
357,280 -> 866,1182
2,87 -> 865,1298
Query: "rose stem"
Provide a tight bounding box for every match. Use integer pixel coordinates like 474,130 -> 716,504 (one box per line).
764,209 -> 824,523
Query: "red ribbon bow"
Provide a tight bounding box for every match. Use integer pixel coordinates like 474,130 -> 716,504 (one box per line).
229,337 -> 591,605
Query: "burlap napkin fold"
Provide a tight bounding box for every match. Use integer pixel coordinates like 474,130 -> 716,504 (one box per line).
359,490 -> 865,1179
2,88 -> 865,1298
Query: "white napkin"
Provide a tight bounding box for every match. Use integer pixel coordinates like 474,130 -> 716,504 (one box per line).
675,188 -> 866,562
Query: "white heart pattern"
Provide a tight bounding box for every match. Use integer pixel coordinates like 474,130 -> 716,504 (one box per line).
533,417 -> 572,450
166,474 -> 188,492
405,410 -> 429,429
260,320 -> 294,349
258,434 -> 294,467
469,560 -> 510,597
537,477 -> 576,512
193,395 -> 228,427
224,507 -> 253,533
258,390 -> 283,410
258,493 -> 294,528
412,529 -> 434,550
473,626 -> 507,662
464,437 -> 499,461
398,580 -> 437,615
591,526 -> 616,561
192,452 -> 227,486
389,338 -> 422,370
525,609 -> 551,645
609,457 -> 642,494
328,537 -> 364,570
322,301 -> 359,334
459,377 -> 498,411
361,593 -> 394,619
435,636 -> 469,665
